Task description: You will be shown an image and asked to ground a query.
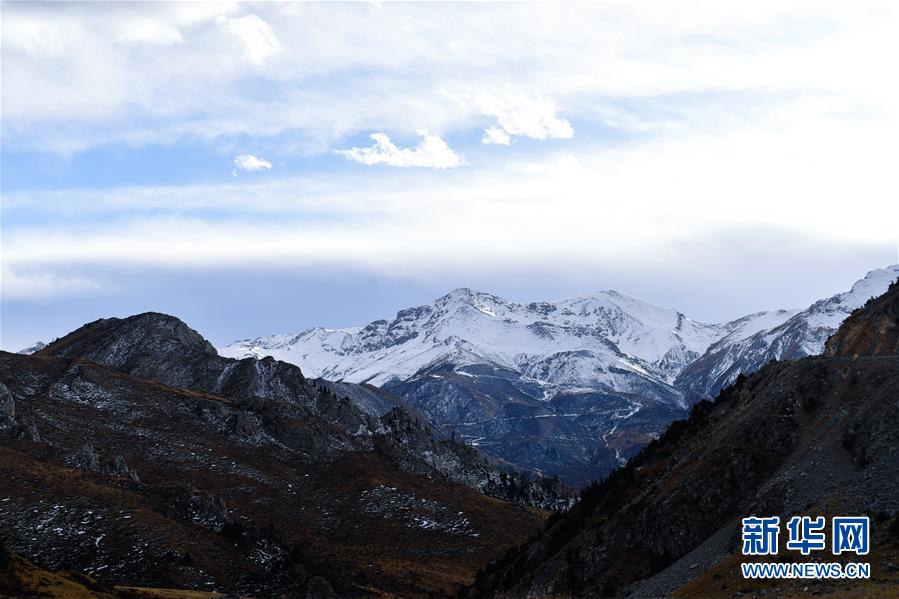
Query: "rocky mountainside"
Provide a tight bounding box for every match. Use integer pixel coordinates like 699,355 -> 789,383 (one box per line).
0,313 -> 569,597
472,278 -> 899,597
222,265 -> 898,484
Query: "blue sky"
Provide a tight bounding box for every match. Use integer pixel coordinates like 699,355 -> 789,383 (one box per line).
2,1 -> 898,351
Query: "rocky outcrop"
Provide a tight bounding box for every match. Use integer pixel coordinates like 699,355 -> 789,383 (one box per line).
825,279 -> 899,358
0,383 -> 40,442
162,486 -> 229,531
0,382 -> 14,419
305,576 -> 337,599
69,445 -> 141,482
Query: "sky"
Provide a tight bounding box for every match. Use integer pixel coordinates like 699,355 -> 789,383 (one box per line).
2,1 -> 898,351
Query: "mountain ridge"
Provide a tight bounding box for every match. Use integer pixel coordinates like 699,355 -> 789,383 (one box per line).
221,265 -> 899,484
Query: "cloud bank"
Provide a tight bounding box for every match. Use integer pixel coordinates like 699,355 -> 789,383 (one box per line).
3,2 -> 896,154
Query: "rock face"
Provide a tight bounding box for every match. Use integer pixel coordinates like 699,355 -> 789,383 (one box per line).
222,266 -> 899,485
474,279 -> 899,598
305,576 -> 337,599
0,383 -> 14,419
0,313 -> 567,597
0,382 -> 40,442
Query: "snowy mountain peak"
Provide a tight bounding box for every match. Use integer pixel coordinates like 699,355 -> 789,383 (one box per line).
17,341 -> 47,355
676,264 -> 899,398
438,287 -> 491,303
844,265 -> 899,304
221,286 -> 727,390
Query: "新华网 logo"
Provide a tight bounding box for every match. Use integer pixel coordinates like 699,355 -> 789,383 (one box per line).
739,515 -> 870,580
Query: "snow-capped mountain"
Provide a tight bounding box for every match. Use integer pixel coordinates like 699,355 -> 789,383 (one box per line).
226,288 -> 737,396
677,264 -> 899,398
221,265 -> 899,484
16,341 -> 46,355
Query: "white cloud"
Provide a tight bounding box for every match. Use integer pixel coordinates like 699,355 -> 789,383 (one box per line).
217,14 -> 281,65
475,92 -> 574,141
481,126 -> 511,145
0,265 -> 101,300
116,20 -> 184,45
233,154 -> 273,173
337,130 -> 464,169
2,16 -> 73,57
3,2 -> 897,154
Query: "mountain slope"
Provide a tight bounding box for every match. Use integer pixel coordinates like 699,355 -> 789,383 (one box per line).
474,278 -> 899,597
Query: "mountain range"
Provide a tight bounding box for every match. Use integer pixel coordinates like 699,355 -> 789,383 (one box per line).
222,265 -> 899,484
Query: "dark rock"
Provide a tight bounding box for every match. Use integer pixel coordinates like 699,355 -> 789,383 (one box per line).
0,382 -> 14,419
72,444 -> 100,471
305,576 -> 337,599
163,486 -> 229,531
17,417 -> 41,442
106,454 -> 140,483
0,537 -> 9,571
228,410 -> 262,438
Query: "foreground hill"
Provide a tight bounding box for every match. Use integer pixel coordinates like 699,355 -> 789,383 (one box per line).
0,313 -> 559,597
474,279 -> 899,597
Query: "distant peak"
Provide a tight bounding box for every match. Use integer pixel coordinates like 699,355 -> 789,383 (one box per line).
443,287 -> 478,297
863,264 -> 899,280
17,341 -> 47,355
847,264 -> 899,296
437,287 -> 492,304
